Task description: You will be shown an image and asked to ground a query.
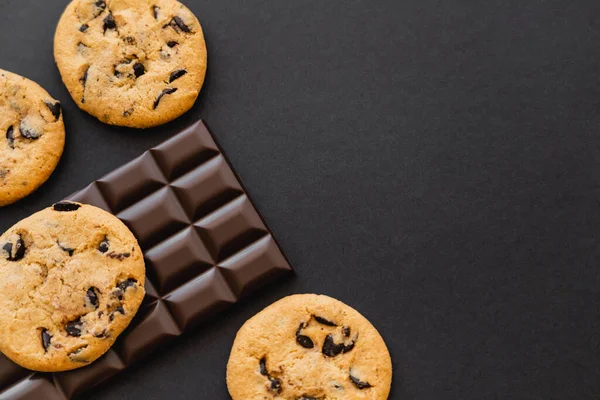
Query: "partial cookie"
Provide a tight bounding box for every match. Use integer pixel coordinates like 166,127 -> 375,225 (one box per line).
0,69 -> 65,207
227,294 -> 393,400
0,202 -> 145,372
54,0 -> 207,128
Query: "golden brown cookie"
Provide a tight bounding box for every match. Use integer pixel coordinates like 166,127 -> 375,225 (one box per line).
0,202 -> 145,372
0,69 -> 65,207
54,0 -> 207,128
227,294 -> 393,400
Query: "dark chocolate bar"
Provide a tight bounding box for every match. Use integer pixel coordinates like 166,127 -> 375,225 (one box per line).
0,121 -> 293,399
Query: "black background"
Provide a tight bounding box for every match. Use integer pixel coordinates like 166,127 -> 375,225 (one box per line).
1,0 -> 600,399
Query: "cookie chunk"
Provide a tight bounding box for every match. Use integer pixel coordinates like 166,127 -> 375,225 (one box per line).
0,202 -> 145,372
227,294 -> 393,400
0,69 -> 65,207
54,0 -> 207,128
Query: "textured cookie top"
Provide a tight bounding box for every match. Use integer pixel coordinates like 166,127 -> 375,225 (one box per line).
0,69 -> 65,207
0,202 -> 145,372
54,0 -> 207,128
227,294 -> 393,400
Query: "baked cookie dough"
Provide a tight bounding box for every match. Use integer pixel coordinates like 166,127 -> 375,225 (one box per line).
227,294 -> 393,400
0,202 -> 145,372
0,69 -> 65,207
54,0 -> 207,128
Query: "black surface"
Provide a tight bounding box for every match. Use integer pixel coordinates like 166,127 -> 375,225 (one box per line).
1,0 -> 600,399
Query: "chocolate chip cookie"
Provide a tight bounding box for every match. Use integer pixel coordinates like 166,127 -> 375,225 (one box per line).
0,202 -> 145,372
227,294 -> 393,400
0,69 -> 65,207
54,0 -> 207,128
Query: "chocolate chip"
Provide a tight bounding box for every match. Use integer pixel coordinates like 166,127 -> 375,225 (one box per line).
44,101 -> 61,121
80,66 -> 89,104
169,69 -> 187,83
79,24 -> 89,32
296,334 -> 314,348
98,237 -> 109,253
269,377 -> 282,394
167,41 -> 178,48
82,67 -> 89,86
19,122 -> 41,139
133,63 -> 145,78
124,36 -> 136,45
322,334 -> 345,357
172,16 -> 191,32
53,202 -> 81,212
296,322 -> 314,349
3,236 -> 26,261
259,357 -> 282,394
80,66 -> 90,103
298,396 -> 320,400
109,306 -> 125,322
85,0 -> 106,18
103,13 -> 116,32
108,251 -> 131,260
6,126 -> 14,149
87,287 -> 99,308
342,326 -> 351,337
164,16 -> 191,33
314,316 -> 337,326
117,278 -> 137,291
59,244 -> 74,256
41,329 -> 52,352
258,358 -> 282,394
123,108 -> 134,117
153,87 -> 177,109
13,238 -> 26,260
65,318 -> 83,337
349,373 -> 372,389
2,243 -> 12,261
259,357 -> 268,376
153,5 -> 159,19
343,341 -> 355,353
14,239 -> 26,260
